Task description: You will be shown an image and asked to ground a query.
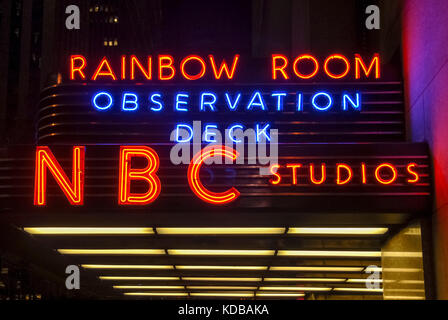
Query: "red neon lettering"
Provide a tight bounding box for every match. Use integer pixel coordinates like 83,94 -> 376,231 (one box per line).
272,55 -> 289,80
324,54 -> 350,79
355,54 -> 380,79
406,163 -> 420,183
118,146 -> 161,205
293,55 -> 319,79
130,55 -> 152,80
208,55 -> 240,79
286,164 -> 302,185
309,163 -> 326,184
121,55 -> 126,80
361,163 -> 367,184
34,146 -> 85,206
180,55 -> 206,80
70,55 -> 86,80
92,57 -> 117,80
336,164 -> 353,185
374,163 -> 397,185
188,146 -> 240,205
269,164 -> 281,185
158,55 -> 175,80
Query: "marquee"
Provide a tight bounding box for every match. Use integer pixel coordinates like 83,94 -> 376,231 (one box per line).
0,52 -> 431,217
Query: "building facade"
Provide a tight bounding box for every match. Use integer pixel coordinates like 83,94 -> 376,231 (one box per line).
0,0 -> 444,300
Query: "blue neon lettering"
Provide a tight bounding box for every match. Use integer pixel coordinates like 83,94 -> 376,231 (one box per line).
343,93 -> 361,110
256,123 -> 271,142
228,124 -> 244,143
224,93 -> 241,111
247,91 -> 266,111
150,93 -> 163,111
175,124 -> 193,142
271,93 -> 287,111
296,93 -> 303,111
204,124 -> 218,143
91,91 -> 361,113
311,92 -> 332,111
200,92 -> 217,111
122,93 -> 138,111
175,93 -> 189,112
92,92 -> 113,110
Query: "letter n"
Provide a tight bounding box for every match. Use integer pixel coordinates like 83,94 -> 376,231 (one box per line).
34,146 -> 85,206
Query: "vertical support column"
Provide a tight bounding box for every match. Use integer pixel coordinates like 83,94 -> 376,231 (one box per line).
40,0 -> 57,88
381,222 -> 426,300
291,0 -> 310,53
0,0 -> 12,142
402,0 -> 448,299
16,0 -> 32,138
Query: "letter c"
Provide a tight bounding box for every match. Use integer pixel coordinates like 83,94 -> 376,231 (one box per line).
188,146 -> 240,204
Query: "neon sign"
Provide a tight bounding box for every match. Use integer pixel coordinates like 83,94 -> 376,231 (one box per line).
68,53 -> 379,146
70,54 -> 379,81
28,52 -> 403,208
269,162 -> 420,186
33,146 -> 422,207
70,54 -> 241,81
118,146 -> 161,205
34,146 -> 85,206
91,91 -> 362,113
188,145 -> 240,205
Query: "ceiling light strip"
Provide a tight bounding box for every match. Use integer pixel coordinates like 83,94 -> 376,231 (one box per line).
124,292 -> 187,296
100,276 -> 180,280
176,265 -> 268,270
256,292 -> 305,297
259,286 -> 332,292
24,227 -> 154,235
270,266 -> 364,272
190,292 -> 254,297
277,250 -> 381,257
82,264 -> 173,269
157,228 -> 285,235
114,285 -> 184,289
58,249 -> 165,255
182,277 -> 262,282
333,288 -> 383,293
264,278 -> 346,283
287,228 -> 388,235
168,249 -> 275,256
187,286 -> 258,290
